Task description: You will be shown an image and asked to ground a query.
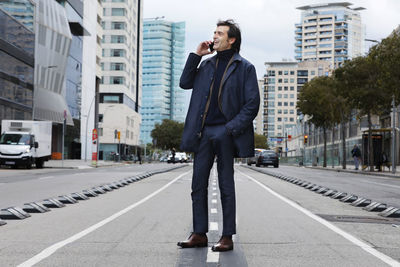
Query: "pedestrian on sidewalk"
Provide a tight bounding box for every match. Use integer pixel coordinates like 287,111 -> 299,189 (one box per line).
351,144 -> 361,170
177,19 -> 260,252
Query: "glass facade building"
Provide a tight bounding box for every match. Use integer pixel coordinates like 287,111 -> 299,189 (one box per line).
0,0 -> 35,31
0,7 -> 34,131
140,19 -> 185,145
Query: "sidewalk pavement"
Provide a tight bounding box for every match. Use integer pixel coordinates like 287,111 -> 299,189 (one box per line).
302,163 -> 400,179
44,159 -> 134,169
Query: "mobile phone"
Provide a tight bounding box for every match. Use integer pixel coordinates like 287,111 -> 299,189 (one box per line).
209,42 -> 214,52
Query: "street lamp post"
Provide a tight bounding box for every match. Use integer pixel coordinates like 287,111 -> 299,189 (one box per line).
84,96 -> 96,161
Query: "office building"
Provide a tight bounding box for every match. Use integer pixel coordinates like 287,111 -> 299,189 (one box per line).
295,2 -> 365,69
99,0 -> 142,160
0,5 -> 35,130
0,0 -> 35,31
263,60 -> 330,147
81,0 -> 103,161
140,19 -> 185,145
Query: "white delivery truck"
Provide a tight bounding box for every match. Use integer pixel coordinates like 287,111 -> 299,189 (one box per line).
0,120 -> 52,168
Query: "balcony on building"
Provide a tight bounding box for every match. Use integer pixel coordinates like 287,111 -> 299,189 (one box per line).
295,41 -> 302,47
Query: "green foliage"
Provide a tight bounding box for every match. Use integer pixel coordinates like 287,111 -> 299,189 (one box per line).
254,133 -> 268,149
297,76 -> 337,129
150,119 -> 184,150
369,32 -> 400,104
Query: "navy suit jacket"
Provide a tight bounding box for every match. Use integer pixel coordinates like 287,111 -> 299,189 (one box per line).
179,52 -> 260,158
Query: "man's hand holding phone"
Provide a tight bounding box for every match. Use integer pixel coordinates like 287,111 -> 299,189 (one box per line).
195,41 -> 215,56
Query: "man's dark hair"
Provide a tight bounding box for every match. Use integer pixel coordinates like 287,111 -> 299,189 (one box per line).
217,19 -> 241,53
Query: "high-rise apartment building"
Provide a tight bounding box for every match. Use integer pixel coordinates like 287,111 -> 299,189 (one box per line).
140,19 -> 185,145
263,61 -> 330,147
99,0 -> 142,160
295,2 -> 365,69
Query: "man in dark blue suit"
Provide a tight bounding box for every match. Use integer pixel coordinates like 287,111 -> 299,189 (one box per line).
177,20 -> 260,252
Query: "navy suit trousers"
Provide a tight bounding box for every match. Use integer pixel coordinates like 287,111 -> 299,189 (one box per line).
191,124 -> 236,236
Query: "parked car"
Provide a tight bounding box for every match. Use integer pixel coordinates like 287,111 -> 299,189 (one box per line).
247,148 -> 266,166
167,152 -> 188,163
256,150 -> 279,168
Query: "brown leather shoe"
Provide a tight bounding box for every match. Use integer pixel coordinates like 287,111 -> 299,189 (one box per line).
177,233 -> 208,248
211,236 -> 233,252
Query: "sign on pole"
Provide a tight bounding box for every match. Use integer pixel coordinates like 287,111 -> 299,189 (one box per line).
92,129 -> 98,166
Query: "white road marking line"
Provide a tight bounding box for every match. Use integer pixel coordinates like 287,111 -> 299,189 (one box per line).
237,169 -> 400,267
207,247 -> 219,263
212,187 -> 217,190
39,176 -> 54,180
211,208 -> 217,214
212,199 -> 217,204
17,170 -> 192,267
212,192 -> 217,196
209,222 -> 218,231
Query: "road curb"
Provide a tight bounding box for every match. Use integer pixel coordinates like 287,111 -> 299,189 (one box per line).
301,165 -> 400,179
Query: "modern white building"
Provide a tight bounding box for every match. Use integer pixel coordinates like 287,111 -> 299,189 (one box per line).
263,60 -> 331,149
295,2 -> 365,69
254,79 -> 264,135
80,0 -> 103,161
99,0 -> 142,160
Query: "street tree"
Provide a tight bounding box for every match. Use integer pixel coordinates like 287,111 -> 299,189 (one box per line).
254,133 -> 269,149
335,56 -> 390,171
297,76 -> 337,167
151,119 -> 184,150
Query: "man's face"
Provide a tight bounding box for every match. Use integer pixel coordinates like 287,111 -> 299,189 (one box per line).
213,25 -> 235,52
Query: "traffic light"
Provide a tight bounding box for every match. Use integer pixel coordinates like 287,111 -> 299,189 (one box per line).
117,131 -> 121,140
304,135 -> 308,144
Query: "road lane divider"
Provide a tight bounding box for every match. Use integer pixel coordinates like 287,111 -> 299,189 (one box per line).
245,165 -> 400,218
0,166 -> 187,225
17,169 -> 192,267
237,169 -> 400,267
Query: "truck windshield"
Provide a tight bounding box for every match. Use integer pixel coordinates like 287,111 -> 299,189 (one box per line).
0,134 -> 31,145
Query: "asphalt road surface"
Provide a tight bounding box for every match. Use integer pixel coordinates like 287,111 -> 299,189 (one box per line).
0,164 -> 399,266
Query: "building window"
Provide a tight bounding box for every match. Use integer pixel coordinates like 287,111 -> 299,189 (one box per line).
112,22 -> 125,30
112,49 -> 125,57
111,76 -> 124,84
290,102 -> 294,106
284,109 -> 288,114
290,86 -> 294,91
290,118 -> 294,122
284,78 -> 288,83
284,86 -> 288,91
111,8 -> 126,16
278,79 -> 282,83
99,128 -> 103,136
278,102 -> 282,106
111,63 -> 125,71
284,70 -> 288,75
277,109 -> 282,114
278,86 -> 282,91
290,110 -> 294,114
284,102 -> 288,106
290,94 -> 294,98
290,78 -> 294,83
111,35 -> 125,43
277,94 -> 282,98
284,94 -> 288,98
103,95 -> 120,103
311,70 -> 315,75
278,71 -> 282,75
290,71 -> 295,75
277,117 -> 282,122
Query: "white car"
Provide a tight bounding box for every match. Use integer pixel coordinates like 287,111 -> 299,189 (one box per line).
167,152 -> 187,163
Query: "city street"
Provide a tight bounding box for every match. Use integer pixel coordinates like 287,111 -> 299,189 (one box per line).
1,163 -> 399,266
